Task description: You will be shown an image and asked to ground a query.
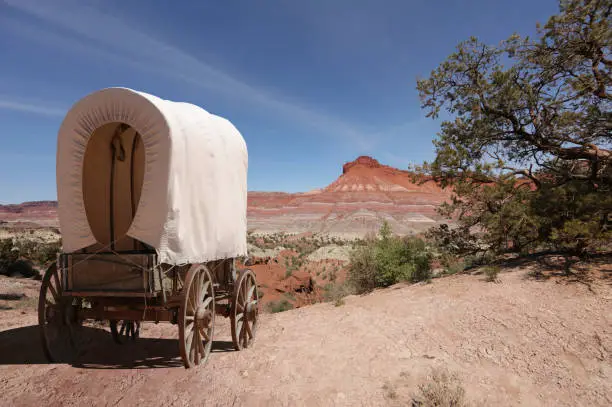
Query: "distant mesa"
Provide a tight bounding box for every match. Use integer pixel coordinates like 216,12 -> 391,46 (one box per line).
1,156 -> 453,236
342,156 -> 382,174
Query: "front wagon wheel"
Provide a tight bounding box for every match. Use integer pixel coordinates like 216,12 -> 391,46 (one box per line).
178,264 -> 215,368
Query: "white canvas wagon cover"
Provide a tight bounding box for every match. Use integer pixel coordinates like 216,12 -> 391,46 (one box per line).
56,87 -> 248,265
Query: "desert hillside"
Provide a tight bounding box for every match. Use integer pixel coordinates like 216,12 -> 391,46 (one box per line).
0,156 -> 452,237
0,259 -> 610,406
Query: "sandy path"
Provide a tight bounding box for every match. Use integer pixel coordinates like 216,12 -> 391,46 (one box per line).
1,265 -> 610,406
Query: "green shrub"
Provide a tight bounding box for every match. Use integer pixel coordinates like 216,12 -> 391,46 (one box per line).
441,255 -> 466,275
267,299 -> 294,313
0,236 -> 61,277
322,281 -> 356,305
483,265 -> 501,282
348,222 -> 433,293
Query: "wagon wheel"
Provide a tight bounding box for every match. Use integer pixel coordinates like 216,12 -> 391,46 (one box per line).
109,320 -> 141,344
38,263 -> 82,363
231,269 -> 259,350
178,264 -> 215,368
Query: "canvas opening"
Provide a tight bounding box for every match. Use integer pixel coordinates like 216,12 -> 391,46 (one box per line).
81,122 -> 146,252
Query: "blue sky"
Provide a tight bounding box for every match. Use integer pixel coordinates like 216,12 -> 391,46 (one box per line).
0,0 -> 559,203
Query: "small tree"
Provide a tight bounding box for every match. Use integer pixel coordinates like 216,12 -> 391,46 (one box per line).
415,0 -> 611,256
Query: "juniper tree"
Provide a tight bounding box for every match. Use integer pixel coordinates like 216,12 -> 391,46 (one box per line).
416,0 -> 611,255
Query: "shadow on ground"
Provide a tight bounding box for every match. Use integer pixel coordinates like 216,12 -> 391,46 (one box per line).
0,324 -> 235,369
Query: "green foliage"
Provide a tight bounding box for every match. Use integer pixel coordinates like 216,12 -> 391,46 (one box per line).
0,236 -> 61,277
322,281 -> 356,305
348,223 -> 433,293
284,253 -> 307,274
483,265 -> 501,282
267,299 -> 294,313
248,231 -> 350,256
440,254 -> 466,275
415,0 -> 611,258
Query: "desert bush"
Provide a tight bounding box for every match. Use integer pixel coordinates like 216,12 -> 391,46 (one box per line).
1,236 -> 61,277
322,281 -> 356,305
483,265 -> 500,282
267,299 -> 294,313
441,255 -> 466,276
348,222 -> 433,293
0,239 -> 19,274
411,367 -> 468,407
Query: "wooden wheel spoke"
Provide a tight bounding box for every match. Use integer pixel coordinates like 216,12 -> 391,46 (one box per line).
245,319 -> 253,339
52,271 -> 61,294
185,320 -> 195,335
186,328 -> 194,357
47,283 -> 60,302
242,280 -> 248,303
246,285 -> 256,301
202,296 -> 213,310
196,272 -> 204,303
188,287 -> 197,314
198,336 -> 205,355
199,326 -> 210,342
236,320 -> 246,340
202,280 -> 211,298
192,327 -> 199,363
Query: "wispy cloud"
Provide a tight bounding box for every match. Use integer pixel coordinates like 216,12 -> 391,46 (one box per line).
0,98 -> 65,117
2,0 -> 375,148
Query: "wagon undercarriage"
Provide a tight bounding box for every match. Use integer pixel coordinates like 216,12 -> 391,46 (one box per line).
38,253 -> 259,368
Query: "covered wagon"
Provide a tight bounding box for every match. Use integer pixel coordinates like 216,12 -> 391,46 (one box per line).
39,87 -> 259,368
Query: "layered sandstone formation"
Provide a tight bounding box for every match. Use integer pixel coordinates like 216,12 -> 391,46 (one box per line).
247,156 -> 452,236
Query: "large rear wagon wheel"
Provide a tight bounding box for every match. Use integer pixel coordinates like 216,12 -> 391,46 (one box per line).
38,263 -> 81,363
231,269 -> 259,350
178,264 -> 215,368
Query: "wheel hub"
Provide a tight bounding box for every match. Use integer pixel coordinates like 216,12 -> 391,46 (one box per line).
195,307 -> 212,327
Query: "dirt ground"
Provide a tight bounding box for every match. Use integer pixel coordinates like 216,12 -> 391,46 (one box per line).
0,259 -> 610,407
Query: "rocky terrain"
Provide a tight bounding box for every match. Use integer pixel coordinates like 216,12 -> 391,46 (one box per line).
1,258 -> 610,406
0,156 -> 452,236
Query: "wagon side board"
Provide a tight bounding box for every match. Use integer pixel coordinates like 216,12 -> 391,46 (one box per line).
62,252 -> 160,294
